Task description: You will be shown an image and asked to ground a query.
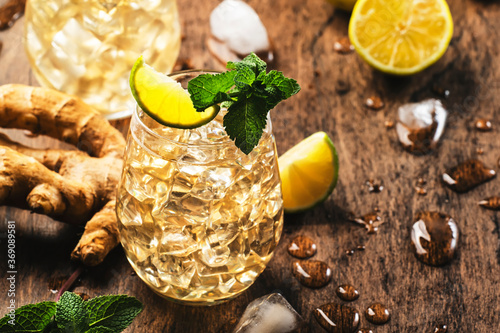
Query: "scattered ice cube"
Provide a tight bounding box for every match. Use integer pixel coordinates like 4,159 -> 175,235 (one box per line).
233,293 -> 304,333
209,0 -> 274,65
210,0 -> 270,55
396,99 -> 448,154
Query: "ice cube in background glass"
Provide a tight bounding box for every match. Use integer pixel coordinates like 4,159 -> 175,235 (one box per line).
396,99 -> 448,153
53,18 -> 102,64
233,293 -> 304,333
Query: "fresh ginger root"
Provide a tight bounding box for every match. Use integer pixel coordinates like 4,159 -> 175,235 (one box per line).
0,84 -> 126,266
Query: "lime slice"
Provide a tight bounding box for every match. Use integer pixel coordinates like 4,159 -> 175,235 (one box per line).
279,132 -> 339,213
349,0 -> 453,75
129,56 -> 219,129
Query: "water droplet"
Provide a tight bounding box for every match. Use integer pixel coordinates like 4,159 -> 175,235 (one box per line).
365,179 -> 384,193
365,96 -> 385,111
479,196 -> 500,211
396,99 -> 448,154
442,159 -> 496,193
314,303 -> 360,333
434,324 -> 448,333
384,120 -> 395,129
292,260 -> 332,288
0,0 -> 25,30
288,235 -> 317,259
365,303 -> 390,325
335,79 -> 351,94
432,85 -> 450,99
415,187 -> 428,196
336,284 -> 359,301
475,119 -> 492,132
411,211 -> 459,266
334,37 -> 355,54
351,211 -> 384,234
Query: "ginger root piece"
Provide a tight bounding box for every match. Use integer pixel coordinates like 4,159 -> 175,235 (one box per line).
0,84 -> 126,266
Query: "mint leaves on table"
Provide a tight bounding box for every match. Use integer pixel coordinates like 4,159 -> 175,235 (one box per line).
188,53 -> 300,154
0,292 -> 143,333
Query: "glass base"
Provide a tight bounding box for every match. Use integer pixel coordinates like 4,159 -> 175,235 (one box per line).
149,287 -> 244,307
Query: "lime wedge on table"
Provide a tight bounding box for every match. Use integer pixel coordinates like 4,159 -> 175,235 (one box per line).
129,56 -> 219,129
279,132 -> 339,213
349,0 -> 453,75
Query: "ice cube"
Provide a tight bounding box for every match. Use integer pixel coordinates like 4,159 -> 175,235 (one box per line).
233,293 -> 304,333
396,99 -> 448,153
210,0 -> 270,56
200,241 -> 230,267
157,225 -> 199,256
123,169 -> 157,202
154,255 -> 196,289
52,18 -> 102,64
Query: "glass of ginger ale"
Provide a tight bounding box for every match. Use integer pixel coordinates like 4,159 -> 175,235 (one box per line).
116,70 -> 284,305
24,0 -> 181,119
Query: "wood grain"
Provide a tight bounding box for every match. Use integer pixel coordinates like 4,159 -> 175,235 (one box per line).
1,0 -> 499,332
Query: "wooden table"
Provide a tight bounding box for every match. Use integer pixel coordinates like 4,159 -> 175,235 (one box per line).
1,0 -> 499,332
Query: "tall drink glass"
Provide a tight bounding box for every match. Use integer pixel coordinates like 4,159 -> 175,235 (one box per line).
24,0 -> 181,119
116,70 -> 284,305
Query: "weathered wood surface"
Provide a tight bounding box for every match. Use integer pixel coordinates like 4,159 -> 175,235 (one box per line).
1,0 -> 499,332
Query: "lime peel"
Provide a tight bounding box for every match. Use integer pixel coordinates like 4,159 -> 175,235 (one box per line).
279,131 -> 339,213
129,56 -> 219,129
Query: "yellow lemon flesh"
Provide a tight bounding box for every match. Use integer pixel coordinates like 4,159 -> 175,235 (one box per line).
349,0 -> 453,75
326,0 -> 358,12
279,132 -> 339,213
129,56 -> 219,129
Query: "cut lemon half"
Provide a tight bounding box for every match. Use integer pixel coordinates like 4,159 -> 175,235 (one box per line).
279,132 -> 339,213
349,0 -> 453,75
130,56 -> 219,129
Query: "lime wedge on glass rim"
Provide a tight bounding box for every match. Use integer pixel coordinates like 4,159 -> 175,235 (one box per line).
129,56 -> 219,129
278,132 -> 339,213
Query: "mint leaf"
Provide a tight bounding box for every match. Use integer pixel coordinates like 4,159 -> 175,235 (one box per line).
0,302 -> 56,332
189,53 -> 300,154
224,97 -> 268,155
188,71 -> 237,111
227,52 -> 267,75
261,70 -> 301,98
85,295 -> 143,333
234,66 -> 256,89
55,292 -> 89,333
42,321 -> 62,333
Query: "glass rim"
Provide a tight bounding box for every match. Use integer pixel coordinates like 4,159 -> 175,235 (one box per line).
132,69 -> 235,148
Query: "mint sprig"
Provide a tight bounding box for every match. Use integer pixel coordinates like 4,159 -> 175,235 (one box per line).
188,53 -> 300,154
0,292 -> 143,333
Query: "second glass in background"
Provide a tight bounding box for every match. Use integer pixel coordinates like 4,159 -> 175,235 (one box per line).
24,0 -> 181,119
